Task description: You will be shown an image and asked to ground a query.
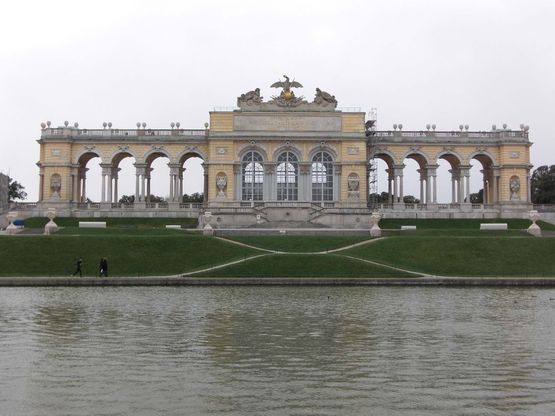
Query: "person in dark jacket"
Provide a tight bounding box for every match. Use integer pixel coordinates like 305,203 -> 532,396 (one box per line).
99,257 -> 108,277
72,258 -> 83,277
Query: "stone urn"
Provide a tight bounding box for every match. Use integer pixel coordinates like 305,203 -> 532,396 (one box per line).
6,211 -> 18,235
216,174 -> 227,198
203,211 -> 214,236
44,208 -> 59,235
370,210 -> 382,237
527,210 -> 541,237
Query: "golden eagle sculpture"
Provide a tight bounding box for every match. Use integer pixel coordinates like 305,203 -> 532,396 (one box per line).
270,75 -> 305,106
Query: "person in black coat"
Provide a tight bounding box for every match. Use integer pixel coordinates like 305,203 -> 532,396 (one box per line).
99,257 -> 108,277
72,258 -> 83,277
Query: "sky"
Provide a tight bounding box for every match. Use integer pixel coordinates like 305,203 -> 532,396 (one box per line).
1,0 -> 554,202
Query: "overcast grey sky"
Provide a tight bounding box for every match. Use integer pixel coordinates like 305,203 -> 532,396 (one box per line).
1,0 -> 554,201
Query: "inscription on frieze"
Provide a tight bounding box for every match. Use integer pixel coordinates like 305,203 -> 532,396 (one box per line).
234,115 -> 342,132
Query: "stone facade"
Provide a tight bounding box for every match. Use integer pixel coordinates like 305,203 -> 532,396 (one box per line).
33,77 -> 533,227
0,173 -> 8,214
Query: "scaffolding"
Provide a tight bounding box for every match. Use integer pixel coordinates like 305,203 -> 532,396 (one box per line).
366,108 -> 378,207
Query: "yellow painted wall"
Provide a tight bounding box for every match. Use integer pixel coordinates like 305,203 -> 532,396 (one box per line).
341,113 -> 365,133
209,112 -> 234,132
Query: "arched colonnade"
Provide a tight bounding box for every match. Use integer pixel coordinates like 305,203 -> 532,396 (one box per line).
370,149 -> 499,204
74,149 -> 206,204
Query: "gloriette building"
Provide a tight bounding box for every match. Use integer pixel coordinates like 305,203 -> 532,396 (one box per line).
35,76 -> 533,227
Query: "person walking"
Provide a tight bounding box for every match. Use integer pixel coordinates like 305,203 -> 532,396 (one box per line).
99,257 -> 108,277
72,258 -> 83,277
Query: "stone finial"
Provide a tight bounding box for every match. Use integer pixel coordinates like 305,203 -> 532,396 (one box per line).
370,211 -> 382,237
527,210 -> 541,237
44,208 -> 59,235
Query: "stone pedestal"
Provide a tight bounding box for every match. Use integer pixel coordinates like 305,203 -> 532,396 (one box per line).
203,211 -> 214,236
370,211 -> 382,237
6,211 -> 19,235
527,210 -> 542,237
44,208 -> 59,235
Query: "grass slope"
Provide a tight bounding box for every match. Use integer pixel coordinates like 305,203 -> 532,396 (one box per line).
0,234 -> 258,277
196,254 -> 413,278
23,217 -> 198,228
378,218 -> 555,230
346,237 -> 555,277
222,235 -> 372,252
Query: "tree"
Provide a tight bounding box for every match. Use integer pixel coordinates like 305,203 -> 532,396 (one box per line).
469,189 -> 484,204
403,195 -> 420,204
8,177 -> 27,202
182,193 -> 204,203
119,195 -> 135,204
147,194 -> 164,203
531,165 -> 555,204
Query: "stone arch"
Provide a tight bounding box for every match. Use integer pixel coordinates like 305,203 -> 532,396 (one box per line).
435,151 -> 465,204
434,150 -> 463,168
467,151 -> 497,204
143,150 -> 171,202
272,144 -> 303,162
175,148 -> 207,165
467,150 -> 496,167
176,150 -> 207,203
402,150 -> 430,169
74,149 -> 102,165
238,144 -> 268,161
75,151 -> 103,203
143,148 -> 171,164
308,144 -> 337,161
402,152 -> 431,203
108,148 -> 139,165
368,150 -> 396,168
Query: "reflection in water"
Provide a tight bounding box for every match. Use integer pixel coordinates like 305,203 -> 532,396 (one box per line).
0,287 -> 554,415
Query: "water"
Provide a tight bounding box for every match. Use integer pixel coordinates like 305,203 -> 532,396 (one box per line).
1,286 -> 555,416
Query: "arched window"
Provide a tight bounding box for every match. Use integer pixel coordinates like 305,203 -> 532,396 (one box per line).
312,151 -> 334,201
276,151 -> 298,201
242,151 -> 264,200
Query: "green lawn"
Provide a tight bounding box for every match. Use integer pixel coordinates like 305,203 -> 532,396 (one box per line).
195,254 -> 413,278
222,235 -> 372,252
378,218 -> 555,230
0,234 -> 259,277
345,236 -> 555,277
23,216 -> 198,229
2,217 -> 555,278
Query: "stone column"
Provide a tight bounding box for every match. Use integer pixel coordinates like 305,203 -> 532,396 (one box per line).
101,172 -> 106,202
264,163 -> 276,201
417,169 -> 426,203
459,165 -> 471,204
100,164 -> 112,207
178,167 -> 185,203
334,164 -> 341,202
298,163 -> 310,202
425,164 -> 438,205
449,168 -> 462,204
145,167 -> 153,202
234,164 -> 242,201
70,173 -> 77,202
527,172 -> 532,203
202,163 -> 208,205
133,163 -> 147,207
167,163 -> 180,202
385,169 -> 393,204
39,173 -> 44,202
81,174 -> 87,202
112,167 -> 120,204
392,165 -> 405,205
492,167 -> 500,204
